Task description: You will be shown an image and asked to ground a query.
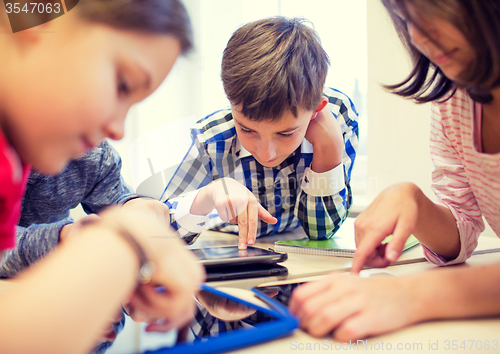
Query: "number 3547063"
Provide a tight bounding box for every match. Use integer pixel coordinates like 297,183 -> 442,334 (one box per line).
5,2 -> 61,14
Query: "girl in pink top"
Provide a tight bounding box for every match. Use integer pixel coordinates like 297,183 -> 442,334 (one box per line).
290,0 -> 500,341
0,1 -> 203,353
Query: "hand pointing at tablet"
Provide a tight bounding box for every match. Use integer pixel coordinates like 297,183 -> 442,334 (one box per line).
191,178 -> 277,249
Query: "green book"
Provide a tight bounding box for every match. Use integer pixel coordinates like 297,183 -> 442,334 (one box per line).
274,235 -> 419,258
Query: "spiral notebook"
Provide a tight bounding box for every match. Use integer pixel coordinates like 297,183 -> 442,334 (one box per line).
274,234 -> 419,258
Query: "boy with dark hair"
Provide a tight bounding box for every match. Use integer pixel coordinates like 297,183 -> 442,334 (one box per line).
162,17 -> 359,248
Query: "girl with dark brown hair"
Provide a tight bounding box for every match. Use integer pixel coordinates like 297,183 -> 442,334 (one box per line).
291,0 -> 500,341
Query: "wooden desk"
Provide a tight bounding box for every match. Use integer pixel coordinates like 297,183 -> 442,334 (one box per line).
230,318 -> 500,353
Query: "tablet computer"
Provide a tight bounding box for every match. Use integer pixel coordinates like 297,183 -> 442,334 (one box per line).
142,284 -> 298,354
191,246 -> 287,267
253,281 -> 306,307
204,263 -> 288,281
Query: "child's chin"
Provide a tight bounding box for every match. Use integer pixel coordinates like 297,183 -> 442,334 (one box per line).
32,160 -> 69,176
259,159 -> 282,168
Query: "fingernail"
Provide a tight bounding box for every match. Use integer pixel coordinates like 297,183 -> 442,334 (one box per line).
239,243 -> 247,249
388,251 -> 398,262
248,239 -> 255,245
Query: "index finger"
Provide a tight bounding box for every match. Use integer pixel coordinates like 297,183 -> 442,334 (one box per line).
246,199 -> 259,245
385,220 -> 415,263
351,229 -> 391,274
257,204 -> 277,225
238,208 -> 248,249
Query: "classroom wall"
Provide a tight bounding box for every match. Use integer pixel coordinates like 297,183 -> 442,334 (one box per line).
366,0 -> 434,202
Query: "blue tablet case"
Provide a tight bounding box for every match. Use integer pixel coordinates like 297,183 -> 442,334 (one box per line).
141,284 -> 299,354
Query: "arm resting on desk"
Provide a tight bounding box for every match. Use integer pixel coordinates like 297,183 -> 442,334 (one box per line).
290,261 -> 500,342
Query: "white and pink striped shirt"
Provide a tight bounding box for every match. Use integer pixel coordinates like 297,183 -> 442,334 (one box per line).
426,89 -> 500,265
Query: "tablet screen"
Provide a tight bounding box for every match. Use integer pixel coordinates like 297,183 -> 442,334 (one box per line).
253,282 -> 306,307
191,246 -> 286,267
184,288 -> 276,340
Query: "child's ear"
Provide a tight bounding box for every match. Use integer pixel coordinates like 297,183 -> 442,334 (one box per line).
5,12 -> 54,48
7,25 -> 49,52
310,96 -> 328,120
315,97 -> 328,112
15,27 -> 42,44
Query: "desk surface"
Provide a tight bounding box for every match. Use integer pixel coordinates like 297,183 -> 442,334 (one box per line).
231,317 -> 500,354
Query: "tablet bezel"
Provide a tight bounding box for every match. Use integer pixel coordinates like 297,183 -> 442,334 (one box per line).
142,284 -> 298,354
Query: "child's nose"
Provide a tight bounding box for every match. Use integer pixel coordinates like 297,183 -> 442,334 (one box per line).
104,115 -> 125,141
259,141 -> 277,162
408,23 -> 437,49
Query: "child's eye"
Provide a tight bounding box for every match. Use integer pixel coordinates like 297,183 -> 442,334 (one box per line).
279,132 -> 295,138
239,128 -> 254,134
117,77 -> 130,96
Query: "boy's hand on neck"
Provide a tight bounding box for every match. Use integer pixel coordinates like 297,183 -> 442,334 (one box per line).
305,107 -> 344,173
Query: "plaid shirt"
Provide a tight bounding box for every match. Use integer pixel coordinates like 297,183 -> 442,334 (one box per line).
162,87 -> 358,244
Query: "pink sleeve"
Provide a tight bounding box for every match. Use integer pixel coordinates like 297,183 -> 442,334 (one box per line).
426,101 -> 484,265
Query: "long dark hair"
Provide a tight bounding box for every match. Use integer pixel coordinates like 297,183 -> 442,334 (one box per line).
78,0 -> 192,53
381,0 -> 500,103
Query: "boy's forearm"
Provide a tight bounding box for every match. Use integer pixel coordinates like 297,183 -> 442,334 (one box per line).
310,133 -> 343,173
